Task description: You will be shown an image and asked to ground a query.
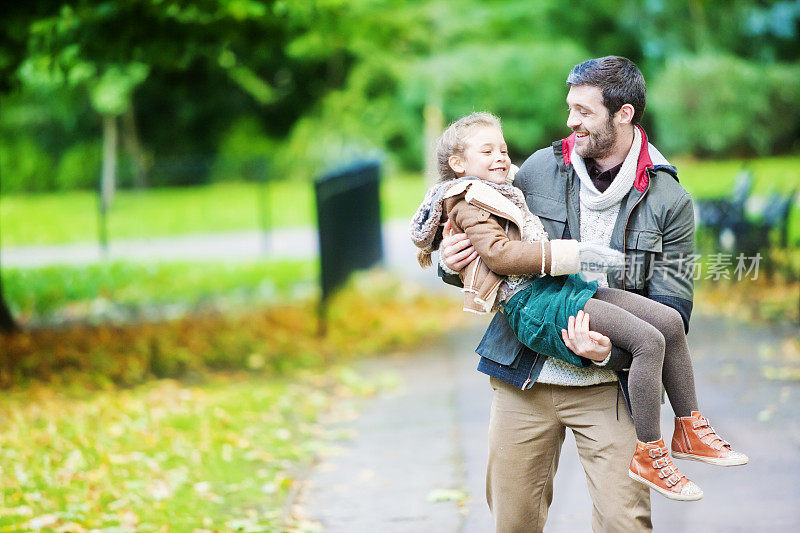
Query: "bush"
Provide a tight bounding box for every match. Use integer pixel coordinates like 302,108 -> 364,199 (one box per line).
650,55 -> 800,157
55,141 -> 103,190
0,135 -> 55,193
209,117 -> 276,182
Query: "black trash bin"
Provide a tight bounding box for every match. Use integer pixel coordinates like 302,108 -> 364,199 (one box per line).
315,160 -> 383,311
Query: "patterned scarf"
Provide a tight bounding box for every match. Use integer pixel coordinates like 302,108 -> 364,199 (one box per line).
409,177 -> 529,267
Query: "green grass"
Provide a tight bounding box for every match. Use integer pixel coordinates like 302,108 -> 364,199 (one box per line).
2,158 -> 798,248
0,369 -> 372,532
673,155 -> 800,198
0,175 -> 428,247
2,258 -> 317,324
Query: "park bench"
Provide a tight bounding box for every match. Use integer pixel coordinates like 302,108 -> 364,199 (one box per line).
694,170 -> 795,253
694,170 -> 752,250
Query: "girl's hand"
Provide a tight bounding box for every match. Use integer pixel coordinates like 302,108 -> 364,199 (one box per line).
440,220 -> 477,272
577,241 -> 625,273
561,310 -> 612,362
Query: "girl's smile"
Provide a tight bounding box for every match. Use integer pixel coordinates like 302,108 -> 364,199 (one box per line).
449,126 -> 511,185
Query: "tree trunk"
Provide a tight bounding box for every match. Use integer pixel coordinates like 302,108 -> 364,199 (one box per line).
423,102 -> 444,186
122,106 -> 148,189
101,113 -> 118,209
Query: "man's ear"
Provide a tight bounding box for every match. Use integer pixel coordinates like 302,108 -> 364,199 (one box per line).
616,104 -> 635,125
448,155 -> 465,174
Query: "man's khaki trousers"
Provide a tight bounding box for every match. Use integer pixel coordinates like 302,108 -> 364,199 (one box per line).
486,377 -> 653,533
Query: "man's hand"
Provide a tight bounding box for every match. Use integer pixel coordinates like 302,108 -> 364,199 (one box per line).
561,310 -> 611,362
440,220 -> 477,273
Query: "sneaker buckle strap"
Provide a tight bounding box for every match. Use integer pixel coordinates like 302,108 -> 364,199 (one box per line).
666,473 -> 682,487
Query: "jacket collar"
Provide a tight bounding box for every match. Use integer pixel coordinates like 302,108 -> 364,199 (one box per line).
559,125 -> 653,193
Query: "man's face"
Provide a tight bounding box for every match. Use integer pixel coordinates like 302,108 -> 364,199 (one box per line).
566,85 -> 617,160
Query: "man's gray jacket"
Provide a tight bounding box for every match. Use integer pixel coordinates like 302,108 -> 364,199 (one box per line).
442,127 -> 696,396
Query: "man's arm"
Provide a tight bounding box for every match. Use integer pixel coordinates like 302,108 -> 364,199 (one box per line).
648,191 -> 696,331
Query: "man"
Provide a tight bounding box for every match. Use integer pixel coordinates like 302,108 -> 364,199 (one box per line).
439,56 -> 695,532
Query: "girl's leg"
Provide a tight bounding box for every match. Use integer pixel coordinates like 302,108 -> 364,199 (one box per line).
591,288 -> 747,468
581,297 -> 665,443
591,288 -> 699,417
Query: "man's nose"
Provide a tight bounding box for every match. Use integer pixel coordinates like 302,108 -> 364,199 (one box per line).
566,110 -> 580,129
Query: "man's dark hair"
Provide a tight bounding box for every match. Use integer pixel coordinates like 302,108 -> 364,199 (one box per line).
566,56 -> 646,125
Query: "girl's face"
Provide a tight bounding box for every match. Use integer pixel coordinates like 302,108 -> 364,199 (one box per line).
449,126 -> 511,185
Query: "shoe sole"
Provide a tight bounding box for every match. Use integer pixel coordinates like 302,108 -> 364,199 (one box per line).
671,451 -> 749,466
628,470 -> 703,501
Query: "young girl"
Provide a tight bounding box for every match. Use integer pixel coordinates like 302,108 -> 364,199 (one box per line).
410,112 -> 747,502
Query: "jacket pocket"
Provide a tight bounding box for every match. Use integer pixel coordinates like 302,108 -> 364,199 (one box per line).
623,230 -> 663,290
626,229 -> 662,252
527,194 -> 567,238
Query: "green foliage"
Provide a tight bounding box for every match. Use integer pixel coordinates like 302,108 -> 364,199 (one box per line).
412,42 -> 589,159
55,141 -> 103,190
1,0 -> 799,193
0,135 -> 55,193
651,55 -> 800,156
89,63 -> 150,116
209,117 -> 276,182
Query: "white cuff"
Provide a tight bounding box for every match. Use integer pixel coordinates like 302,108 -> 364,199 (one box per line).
548,240 -> 580,276
439,252 -> 459,276
592,350 -> 613,367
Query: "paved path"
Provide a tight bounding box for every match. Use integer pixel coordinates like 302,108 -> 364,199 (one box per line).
0,222 -> 416,271
299,315 -> 800,532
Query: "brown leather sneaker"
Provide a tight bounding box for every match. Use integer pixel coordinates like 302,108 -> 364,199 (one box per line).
628,437 -> 703,501
672,411 -> 749,466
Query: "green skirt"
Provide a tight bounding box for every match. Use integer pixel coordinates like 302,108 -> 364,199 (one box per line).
503,273 -> 598,368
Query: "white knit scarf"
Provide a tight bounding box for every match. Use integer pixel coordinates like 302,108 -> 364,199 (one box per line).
573,126 -> 641,211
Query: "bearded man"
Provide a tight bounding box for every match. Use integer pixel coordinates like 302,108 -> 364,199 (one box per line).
439,56 -> 696,532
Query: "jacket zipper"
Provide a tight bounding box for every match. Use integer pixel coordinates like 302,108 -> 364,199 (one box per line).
620,172 -> 651,291
521,354 -> 537,390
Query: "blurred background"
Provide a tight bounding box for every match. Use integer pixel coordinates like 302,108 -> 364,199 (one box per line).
0,1 -> 799,531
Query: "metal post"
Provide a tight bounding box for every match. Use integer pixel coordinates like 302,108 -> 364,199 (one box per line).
97,178 -> 109,258
255,160 -> 270,254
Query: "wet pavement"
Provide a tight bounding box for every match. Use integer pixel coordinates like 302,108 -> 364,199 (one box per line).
299,314 -> 800,532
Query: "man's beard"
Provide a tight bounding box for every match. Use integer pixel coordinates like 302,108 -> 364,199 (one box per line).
575,117 -> 617,160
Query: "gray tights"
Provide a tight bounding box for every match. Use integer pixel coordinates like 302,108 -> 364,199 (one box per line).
583,287 -> 699,443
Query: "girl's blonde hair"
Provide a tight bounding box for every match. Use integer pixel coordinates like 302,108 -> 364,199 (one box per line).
435,112 -> 502,183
